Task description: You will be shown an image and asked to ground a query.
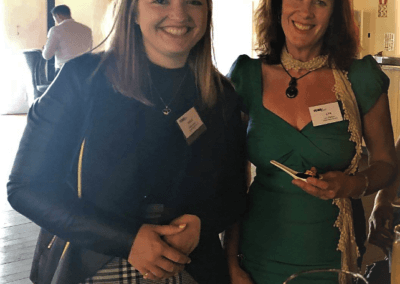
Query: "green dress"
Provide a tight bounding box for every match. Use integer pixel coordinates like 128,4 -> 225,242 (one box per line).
228,55 -> 389,284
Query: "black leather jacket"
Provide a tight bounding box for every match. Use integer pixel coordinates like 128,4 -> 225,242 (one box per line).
7,53 -> 247,284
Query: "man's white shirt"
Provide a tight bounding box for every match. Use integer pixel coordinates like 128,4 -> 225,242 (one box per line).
43,19 -> 93,69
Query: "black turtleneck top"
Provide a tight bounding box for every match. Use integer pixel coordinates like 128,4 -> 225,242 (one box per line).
8,54 -> 247,284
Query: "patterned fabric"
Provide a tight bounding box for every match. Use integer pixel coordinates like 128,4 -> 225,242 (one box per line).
281,49 -> 367,282
281,48 -> 328,72
81,258 -> 198,284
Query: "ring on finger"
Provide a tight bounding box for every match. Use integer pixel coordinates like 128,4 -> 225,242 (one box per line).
143,272 -> 149,279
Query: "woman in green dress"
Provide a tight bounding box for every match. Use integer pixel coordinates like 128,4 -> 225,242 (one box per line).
224,0 -> 397,283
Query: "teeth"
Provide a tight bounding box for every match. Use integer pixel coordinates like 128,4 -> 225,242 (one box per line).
163,27 -> 188,36
294,22 -> 312,31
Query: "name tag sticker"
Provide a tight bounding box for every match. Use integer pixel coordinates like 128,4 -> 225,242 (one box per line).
177,107 -> 206,145
309,102 -> 343,127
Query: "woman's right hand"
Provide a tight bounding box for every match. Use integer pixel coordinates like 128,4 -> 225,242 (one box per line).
128,224 -> 191,281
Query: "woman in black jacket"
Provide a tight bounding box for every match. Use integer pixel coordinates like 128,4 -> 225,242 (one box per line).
7,0 -> 247,283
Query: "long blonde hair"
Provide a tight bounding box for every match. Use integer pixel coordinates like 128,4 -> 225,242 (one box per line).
99,0 -> 223,108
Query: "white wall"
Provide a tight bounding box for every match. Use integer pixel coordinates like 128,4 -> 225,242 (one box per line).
353,0 -> 398,57
213,0 -> 254,75
0,1 -> 4,50
396,0 -> 400,57
1,0 -> 47,50
0,0 -> 46,114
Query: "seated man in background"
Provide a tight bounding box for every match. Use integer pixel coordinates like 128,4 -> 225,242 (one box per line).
42,5 -> 92,74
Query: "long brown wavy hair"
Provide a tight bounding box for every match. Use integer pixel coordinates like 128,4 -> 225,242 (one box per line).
99,0 -> 222,107
254,0 -> 360,71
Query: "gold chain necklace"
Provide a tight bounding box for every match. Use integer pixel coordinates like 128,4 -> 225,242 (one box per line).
148,69 -> 188,115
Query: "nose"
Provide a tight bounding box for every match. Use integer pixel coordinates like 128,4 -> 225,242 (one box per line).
169,2 -> 189,21
298,1 -> 315,18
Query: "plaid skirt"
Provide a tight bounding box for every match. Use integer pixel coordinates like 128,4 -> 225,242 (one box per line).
81,257 -> 198,284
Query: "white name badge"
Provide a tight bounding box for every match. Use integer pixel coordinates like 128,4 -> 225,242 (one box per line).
176,107 -> 207,145
309,102 -> 343,127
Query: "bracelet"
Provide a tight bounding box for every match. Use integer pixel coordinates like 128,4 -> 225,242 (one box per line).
353,172 -> 369,199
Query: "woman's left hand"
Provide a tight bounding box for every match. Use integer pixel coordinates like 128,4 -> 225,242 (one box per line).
292,171 -> 360,200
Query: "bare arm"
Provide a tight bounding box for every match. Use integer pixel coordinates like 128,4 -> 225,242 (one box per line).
358,93 -> 397,196
223,111 -> 254,283
224,222 -> 254,284
42,28 -> 59,60
293,93 -> 397,200
368,129 -> 400,204
368,135 -> 400,253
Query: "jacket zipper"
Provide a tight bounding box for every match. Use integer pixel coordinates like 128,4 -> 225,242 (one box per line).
77,139 -> 85,199
47,235 -> 56,249
47,139 -> 86,250
60,242 -> 70,260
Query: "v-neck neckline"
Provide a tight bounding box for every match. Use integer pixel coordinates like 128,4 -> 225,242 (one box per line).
263,107 -> 314,132
256,60 -> 313,133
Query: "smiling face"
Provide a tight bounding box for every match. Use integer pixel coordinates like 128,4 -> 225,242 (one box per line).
136,0 -> 208,68
281,0 -> 334,59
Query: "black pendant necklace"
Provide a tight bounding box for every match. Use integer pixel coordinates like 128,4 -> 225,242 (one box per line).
280,62 -> 313,98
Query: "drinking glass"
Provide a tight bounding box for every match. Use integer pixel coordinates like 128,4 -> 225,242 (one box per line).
392,224 -> 400,283
282,268 -> 368,283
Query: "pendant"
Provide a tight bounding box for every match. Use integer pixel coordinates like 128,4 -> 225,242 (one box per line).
286,86 -> 298,98
286,78 -> 298,98
162,106 -> 172,115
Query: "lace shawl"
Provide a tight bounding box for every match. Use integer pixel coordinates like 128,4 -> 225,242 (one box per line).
281,50 -> 362,283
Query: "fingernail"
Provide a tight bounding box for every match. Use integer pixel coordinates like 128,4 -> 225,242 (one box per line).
179,224 -> 186,229
187,258 -> 191,264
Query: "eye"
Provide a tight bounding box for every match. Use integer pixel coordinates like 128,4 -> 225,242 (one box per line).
314,0 -> 328,6
153,0 -> 168,4
187,0 -> 203,6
